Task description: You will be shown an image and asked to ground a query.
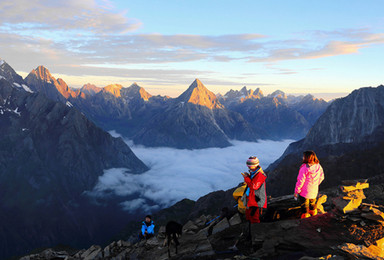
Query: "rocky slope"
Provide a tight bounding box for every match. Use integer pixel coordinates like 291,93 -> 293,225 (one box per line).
0,61 -> 149,259
20,180 -> 384,259
267,85 -> 384,197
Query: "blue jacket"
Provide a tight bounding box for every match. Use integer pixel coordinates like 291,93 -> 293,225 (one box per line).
141,220 -> 155,235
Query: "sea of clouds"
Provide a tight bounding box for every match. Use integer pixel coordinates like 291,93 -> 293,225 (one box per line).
91,132 -> 293,213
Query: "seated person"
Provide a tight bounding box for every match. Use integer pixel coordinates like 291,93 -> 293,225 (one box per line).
139,215 -> 155,240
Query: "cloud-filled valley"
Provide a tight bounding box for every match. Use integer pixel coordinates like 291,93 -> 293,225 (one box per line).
90,133 -> 293,213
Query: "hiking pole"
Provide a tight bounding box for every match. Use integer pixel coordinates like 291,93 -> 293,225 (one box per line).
206,215 -> 220,225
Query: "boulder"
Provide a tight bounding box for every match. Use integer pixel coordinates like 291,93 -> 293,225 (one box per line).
194,215 -> 209,228
157,225 -> 166,239
183,220 -> 199,233
333,197 -> 362,213
73,249 -> 85,258
212,218 -> 230,235
117,239 -> 131,247
145,237 -> 160,247
229,213 -> 242,226
112,250 -> 130,260
81,245 -> 102,260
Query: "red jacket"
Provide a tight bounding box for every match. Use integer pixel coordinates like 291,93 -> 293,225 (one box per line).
243,168 -> 267,208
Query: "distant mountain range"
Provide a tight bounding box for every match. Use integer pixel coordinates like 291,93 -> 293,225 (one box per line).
0,60 -> 148,259
23,65 -> 329,149
266,85 -> 384,196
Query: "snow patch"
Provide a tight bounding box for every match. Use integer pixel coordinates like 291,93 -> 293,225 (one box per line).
22,84 -> 34,93
13,107 -> 21,116
13,82 -> 22,88
66,101 -> 73,107
22,128 -> 29,131
0,76 -> 4,80
0,106 -> 21,116
0,60 -> 4,66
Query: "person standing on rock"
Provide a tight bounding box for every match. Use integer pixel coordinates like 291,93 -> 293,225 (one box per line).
294,150 -> 324,218
241,156 -> 267,225
139,215 -> 155,240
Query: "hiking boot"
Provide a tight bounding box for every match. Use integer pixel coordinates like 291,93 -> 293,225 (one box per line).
309,209 -> 317,216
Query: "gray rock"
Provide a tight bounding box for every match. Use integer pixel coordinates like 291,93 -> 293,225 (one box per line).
333,197 -> 362,213
279,219 -> 300,230
183,220 -> 199,233
81,245 -> 102,260
145,237 -> 160,247
117,239 -> 131,247
157,226 -> 166,239
229,213 -> 242,226
212,218 -> 230,235
194,215 -> 209,228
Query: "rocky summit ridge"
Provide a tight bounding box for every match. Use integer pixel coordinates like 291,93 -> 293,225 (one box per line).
20,180 -> 384,260
25,65 -> 79,100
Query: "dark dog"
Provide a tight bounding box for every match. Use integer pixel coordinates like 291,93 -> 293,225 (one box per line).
163,221 -> 182,258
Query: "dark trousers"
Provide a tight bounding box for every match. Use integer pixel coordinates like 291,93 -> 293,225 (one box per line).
139,233 -> 154,240
299,195 -> 316,214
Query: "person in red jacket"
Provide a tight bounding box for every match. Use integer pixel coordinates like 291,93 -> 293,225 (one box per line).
241,156 -> 267,225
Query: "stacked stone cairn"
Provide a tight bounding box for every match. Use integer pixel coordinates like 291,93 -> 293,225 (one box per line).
331,180 -> 384,258
332,179 -> 370,214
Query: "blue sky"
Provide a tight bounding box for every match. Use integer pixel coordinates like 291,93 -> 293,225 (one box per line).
1,0 -> 383,99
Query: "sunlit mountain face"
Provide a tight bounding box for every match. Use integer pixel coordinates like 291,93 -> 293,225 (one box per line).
24,65 -> 329,149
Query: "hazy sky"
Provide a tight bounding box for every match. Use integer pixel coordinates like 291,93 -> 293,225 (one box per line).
1,0 -> 383,99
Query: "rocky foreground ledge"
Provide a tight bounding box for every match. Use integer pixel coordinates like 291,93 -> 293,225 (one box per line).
21,180 -> 384,260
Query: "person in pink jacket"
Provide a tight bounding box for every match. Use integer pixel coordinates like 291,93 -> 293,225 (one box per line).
294,150 -> 324,218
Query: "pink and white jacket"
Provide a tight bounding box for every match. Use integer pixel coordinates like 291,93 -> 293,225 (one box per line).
295,163 -> 324,199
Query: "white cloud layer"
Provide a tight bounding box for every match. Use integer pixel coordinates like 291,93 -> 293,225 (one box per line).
91,133 -> 293,213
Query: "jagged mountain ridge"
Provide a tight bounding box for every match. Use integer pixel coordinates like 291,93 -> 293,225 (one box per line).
0,61 -> 150,259
219,86 -> 264,106
78,83 -> 102,98
23,65 -> 329,148
221,87 -> 329,140
266,85 -> 384,197
132,79 -> 259,148
25,69 -> 259,148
